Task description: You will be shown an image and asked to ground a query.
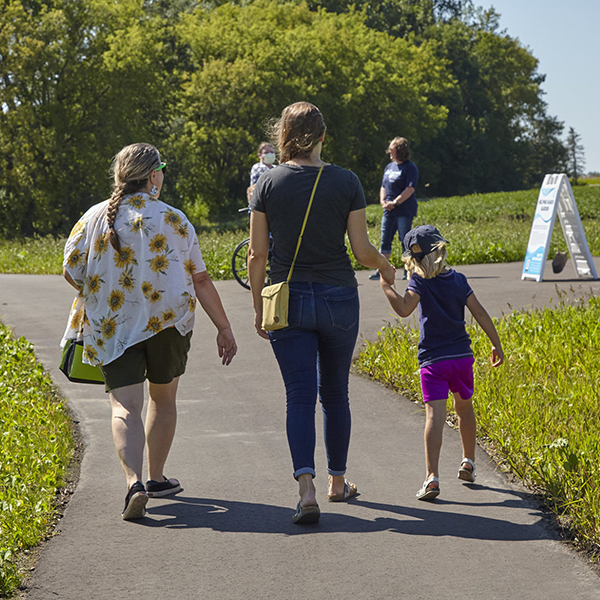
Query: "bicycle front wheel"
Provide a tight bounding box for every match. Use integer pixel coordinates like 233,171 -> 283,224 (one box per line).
231,238 -> 251,290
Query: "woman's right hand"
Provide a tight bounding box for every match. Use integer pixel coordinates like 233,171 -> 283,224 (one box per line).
254,310 -> 270,340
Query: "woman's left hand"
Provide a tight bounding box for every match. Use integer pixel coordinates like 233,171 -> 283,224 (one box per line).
254,311 -> 270,340
217,327 -> 238,365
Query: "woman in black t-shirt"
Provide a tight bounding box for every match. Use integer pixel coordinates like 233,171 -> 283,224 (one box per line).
248,102 -> 394,524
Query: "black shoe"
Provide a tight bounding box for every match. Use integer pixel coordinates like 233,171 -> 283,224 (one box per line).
368,271 -> 380,280
122,481 -> 148,520
146,476 -> 182,498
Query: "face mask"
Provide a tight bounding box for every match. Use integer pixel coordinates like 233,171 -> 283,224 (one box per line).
262,152 -> 276,165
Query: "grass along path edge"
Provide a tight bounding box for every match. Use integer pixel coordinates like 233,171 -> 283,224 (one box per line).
0,323 -> 80,597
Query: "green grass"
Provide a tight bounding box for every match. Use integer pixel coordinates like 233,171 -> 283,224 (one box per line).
355,293 -> 600,557
577,177 -> 600,186
361,186 -> 600,269
0,324 -> 75,596
0,230 -> 249,281
0,236 -> 65,275
1,187 -> 599,277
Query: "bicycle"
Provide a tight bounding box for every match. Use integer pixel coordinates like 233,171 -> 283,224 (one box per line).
231,209 -> 272,290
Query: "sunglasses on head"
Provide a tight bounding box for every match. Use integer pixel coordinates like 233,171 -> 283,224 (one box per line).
156,162 -> 166,172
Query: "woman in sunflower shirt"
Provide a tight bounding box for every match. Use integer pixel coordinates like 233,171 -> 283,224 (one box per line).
62,143 -> 237,520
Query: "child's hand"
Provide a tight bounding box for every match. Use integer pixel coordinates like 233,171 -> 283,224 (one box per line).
379,276 -> 392,291
491,346 -> 504,367
379,263 -> 396,286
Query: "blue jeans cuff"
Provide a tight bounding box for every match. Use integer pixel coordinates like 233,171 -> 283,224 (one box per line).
327,468 -> 346,477
294,467 -> 316,480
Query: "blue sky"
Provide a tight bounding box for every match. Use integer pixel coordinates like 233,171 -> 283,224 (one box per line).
484,0 -> 600,173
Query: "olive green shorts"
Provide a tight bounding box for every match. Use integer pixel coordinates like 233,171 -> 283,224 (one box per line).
100,327 -> 193,393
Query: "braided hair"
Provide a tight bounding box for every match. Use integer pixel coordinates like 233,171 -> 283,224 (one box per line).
269,102 -> 326,164
107,143 -> 162,251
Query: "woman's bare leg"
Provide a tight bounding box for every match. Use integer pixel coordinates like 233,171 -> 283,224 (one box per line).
109,383 -> 145,489
146,378 -> 179,482
297,473 -> 317,508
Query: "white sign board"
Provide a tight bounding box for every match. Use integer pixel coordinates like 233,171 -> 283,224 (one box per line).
522,173 -> 597,282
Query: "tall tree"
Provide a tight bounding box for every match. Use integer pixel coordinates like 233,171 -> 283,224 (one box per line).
167,0 -> 453,217
0,0 -> 168,237
414,9 -> 567,195
566,127 -> 586,184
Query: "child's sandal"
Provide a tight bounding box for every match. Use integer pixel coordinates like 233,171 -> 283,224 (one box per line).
458,458 -> 476,483
416,476 -> 440,501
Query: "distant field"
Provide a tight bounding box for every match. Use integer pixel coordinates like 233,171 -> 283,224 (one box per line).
366,186 -> 600,269
1,186 -> 599,277
578,177 -> 600,185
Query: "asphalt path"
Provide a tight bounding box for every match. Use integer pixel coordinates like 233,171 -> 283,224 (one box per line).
1,258 -> 600,600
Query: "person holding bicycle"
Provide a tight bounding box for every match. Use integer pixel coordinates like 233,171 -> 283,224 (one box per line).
247,102 -> 394,524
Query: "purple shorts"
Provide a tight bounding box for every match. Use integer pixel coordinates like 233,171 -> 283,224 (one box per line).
420,357 -> 475,403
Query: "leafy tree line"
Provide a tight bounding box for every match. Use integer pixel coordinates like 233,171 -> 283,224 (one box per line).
0,0 -> 567,237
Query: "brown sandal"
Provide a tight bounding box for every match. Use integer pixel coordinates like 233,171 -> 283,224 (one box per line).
328,479 -> 358,502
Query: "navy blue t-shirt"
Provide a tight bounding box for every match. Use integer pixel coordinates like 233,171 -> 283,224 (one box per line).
407,269 -> 473,367
381,160 -> 419,217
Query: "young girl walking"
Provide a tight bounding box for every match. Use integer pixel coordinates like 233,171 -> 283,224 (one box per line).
380,225 -> 504,501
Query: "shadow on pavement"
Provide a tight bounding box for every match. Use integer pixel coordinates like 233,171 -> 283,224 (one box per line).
132,490 -> 550,541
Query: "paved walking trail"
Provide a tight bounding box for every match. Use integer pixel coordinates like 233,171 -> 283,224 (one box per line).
1,259 -> 600,600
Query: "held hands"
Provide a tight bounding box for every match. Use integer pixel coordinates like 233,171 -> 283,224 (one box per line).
491,346 -> 504,367
217,327 -> 238,365
379,261 -> 396,286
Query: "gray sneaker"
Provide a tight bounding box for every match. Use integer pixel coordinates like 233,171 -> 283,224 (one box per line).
368,271 -> 380,280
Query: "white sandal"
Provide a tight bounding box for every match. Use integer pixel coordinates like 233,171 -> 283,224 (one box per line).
416,476 -> 440,501
458,458 -> 476,483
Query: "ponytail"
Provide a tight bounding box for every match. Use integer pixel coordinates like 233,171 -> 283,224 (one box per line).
106,181 -> 145,251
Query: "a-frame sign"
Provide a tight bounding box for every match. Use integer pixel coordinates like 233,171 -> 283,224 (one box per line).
522,173 -> 597,282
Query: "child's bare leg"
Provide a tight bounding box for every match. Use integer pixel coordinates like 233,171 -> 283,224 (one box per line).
453,393 -> 476,463
424,399 -> 446,483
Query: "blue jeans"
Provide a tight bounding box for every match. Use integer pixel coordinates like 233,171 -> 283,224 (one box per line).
268,283 -> 359,479
380,212 -> 414,255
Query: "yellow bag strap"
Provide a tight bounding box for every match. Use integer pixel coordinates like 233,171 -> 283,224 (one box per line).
286,164 -> 325,284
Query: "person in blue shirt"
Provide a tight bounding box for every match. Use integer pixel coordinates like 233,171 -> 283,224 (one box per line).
379,225 -> 504,501
369,137 -> 419,280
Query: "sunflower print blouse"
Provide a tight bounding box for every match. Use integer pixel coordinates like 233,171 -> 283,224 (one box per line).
61,193 -> 206,366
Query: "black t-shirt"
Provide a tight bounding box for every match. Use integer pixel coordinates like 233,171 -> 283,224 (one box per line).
250,163 -> 367,287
